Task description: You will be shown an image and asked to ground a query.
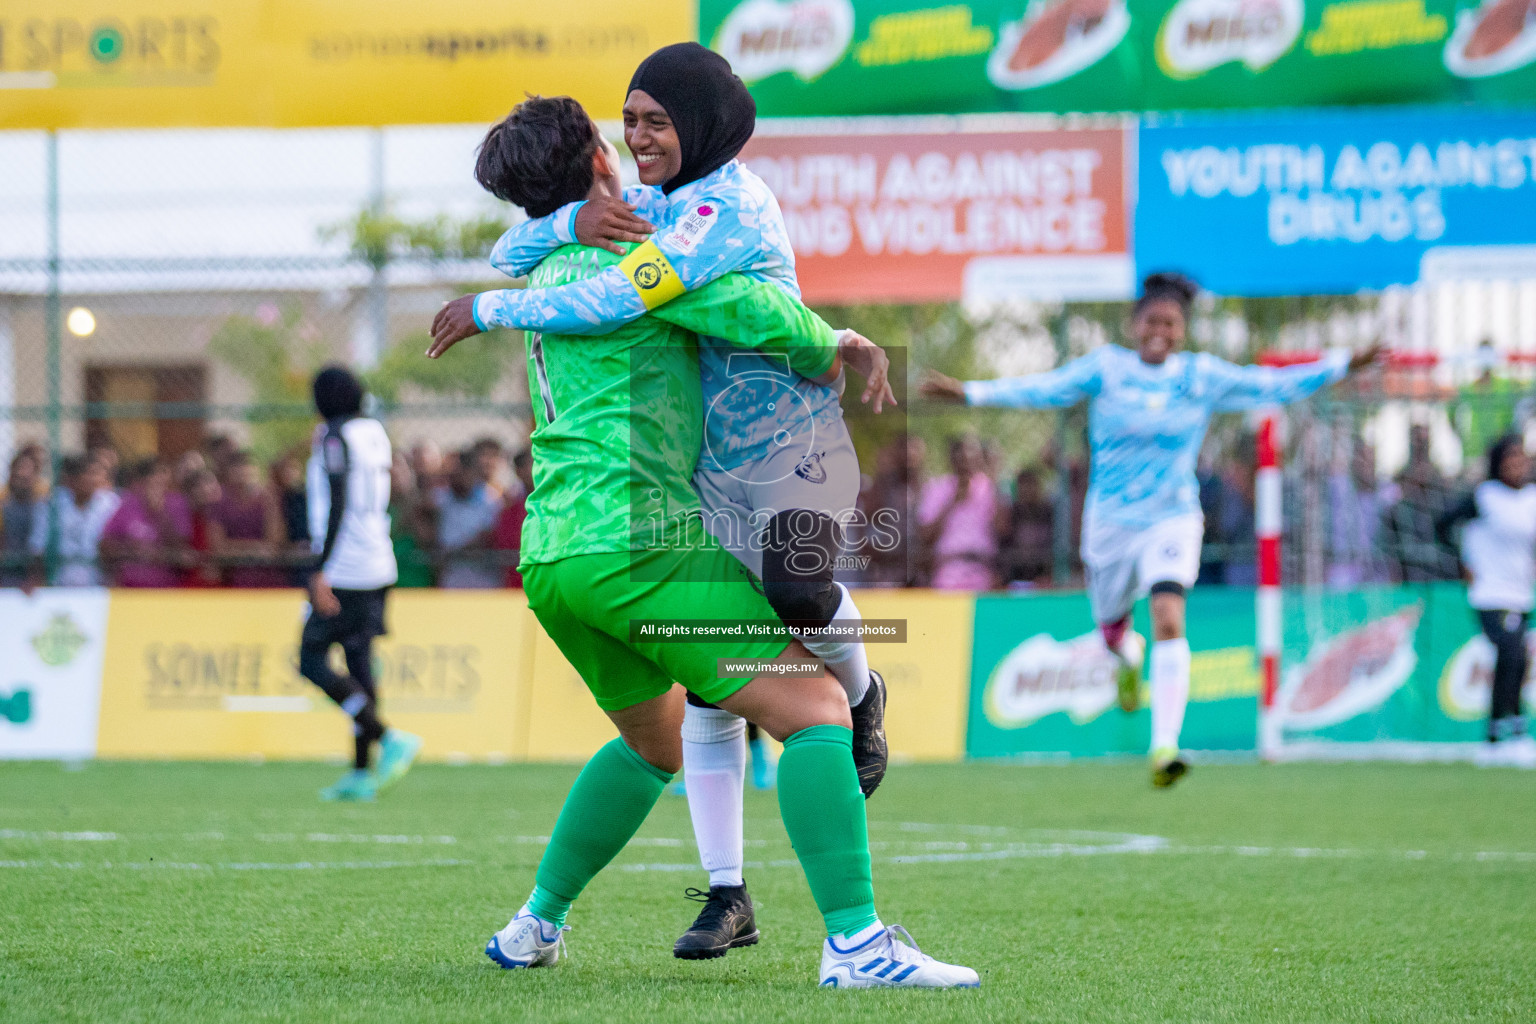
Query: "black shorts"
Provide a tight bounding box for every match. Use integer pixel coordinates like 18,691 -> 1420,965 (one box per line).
302,587 -> 390,647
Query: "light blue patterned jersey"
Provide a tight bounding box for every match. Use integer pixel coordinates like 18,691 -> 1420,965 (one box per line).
478,160 -> 845,472
964,345 -> 1349,537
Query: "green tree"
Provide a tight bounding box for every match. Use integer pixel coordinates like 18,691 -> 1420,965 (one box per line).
211,208 -> 526,459
206,304 -> 325,463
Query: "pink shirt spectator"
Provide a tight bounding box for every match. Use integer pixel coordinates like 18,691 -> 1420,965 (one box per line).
919,473 -> 1001,590
102,490 -> 192,587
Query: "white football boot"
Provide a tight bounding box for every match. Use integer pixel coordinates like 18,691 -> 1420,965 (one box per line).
819,924 -> 979,989
1475,735 -> 1536,769
484,906 -> 568,969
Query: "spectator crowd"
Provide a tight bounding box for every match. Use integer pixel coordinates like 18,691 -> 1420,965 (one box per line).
0,413 -> 1514,593
0,435 -> 533,591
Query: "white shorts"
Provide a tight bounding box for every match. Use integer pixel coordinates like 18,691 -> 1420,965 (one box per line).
692,422 -> 860,578
1084,513 -> 1203,625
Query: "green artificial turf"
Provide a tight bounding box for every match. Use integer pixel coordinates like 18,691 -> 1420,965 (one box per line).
2,759 -> 1532,1022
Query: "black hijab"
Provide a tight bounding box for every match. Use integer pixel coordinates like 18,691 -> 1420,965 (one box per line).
313,365 -> 363,420
627,42 -> 756,195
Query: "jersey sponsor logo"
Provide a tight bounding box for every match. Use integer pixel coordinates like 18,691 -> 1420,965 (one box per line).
794,450 -> 827,484
664,202 -> 719,254
618,240 -> 686,310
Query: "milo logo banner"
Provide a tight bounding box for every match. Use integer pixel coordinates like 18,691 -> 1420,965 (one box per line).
1439,627 -> 1536,723
701,0 -> 1534,116
966,582 -> 1511,760
1274,584 -> 1524,747
966,589 -> 1260,759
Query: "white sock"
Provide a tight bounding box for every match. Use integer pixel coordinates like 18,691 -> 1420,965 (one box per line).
794,583 -> 871,704
680,703 -> 747,889
834,919 -> 886,948
1149,638 -> 1191,754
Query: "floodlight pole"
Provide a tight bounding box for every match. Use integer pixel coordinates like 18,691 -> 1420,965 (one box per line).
44,130 -> 63,578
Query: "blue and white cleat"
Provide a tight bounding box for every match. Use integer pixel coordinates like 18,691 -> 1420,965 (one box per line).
819,924 -> 979,989
375,729 -> 422,793
485,906 -> 568,969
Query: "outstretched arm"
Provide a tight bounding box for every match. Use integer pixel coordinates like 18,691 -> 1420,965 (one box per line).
1207,349 -> 1359,412
954,350 -> 1105,409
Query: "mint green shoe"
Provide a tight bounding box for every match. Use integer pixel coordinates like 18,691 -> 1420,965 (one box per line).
320,769 -> 377,802
375,730 -> 422,793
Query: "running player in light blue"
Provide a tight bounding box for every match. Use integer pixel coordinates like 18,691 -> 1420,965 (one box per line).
922,273 -> 1380,787
427,43 -> 894,963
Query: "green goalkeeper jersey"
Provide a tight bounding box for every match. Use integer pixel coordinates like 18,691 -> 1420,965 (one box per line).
518,243 -> 838,567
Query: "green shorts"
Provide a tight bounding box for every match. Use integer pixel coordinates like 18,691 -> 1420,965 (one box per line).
523,541 -> 791,712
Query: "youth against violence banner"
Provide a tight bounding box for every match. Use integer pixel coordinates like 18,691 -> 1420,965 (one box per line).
741,123 -> 1133,303
702,0 -> 1536,116
0,0 -> 691,128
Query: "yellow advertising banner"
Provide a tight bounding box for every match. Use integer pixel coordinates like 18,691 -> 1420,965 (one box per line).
851,590 -> 972,763
0,0 -> 693,129
96,589 -> 531,761
516,589 -> 973,763
92,588 -> 972,764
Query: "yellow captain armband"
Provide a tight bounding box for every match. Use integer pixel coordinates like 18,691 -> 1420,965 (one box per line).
617,240 -> 687,310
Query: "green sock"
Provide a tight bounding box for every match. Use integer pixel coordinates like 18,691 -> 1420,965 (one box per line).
527,737 -> 673,928
776,724 -> 879,937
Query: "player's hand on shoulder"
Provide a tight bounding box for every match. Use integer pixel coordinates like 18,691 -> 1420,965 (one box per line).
575,196 -> 654,255
428,294 -> 483,359
836,330 -> 897,414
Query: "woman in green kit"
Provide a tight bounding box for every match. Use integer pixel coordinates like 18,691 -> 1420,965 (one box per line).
428,93 -> 977,989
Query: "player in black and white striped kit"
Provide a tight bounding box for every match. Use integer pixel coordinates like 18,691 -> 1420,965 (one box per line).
302,366 -> 422,801
1437,434 -> 1536,769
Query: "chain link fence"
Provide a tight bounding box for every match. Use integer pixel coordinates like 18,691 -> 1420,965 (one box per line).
4,128 -> 1536,590
879,289 -> 1536,591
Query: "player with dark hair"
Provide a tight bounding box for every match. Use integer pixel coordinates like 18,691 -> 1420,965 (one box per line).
301,366 -> 420,802
429,45 -> 895,962
1437,434 -> 1536,768
432,93 -> 974,988
922,273 -> 1380,787
473,95 -> 604,217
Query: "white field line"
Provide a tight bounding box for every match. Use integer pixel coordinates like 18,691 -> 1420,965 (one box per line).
5,823 -> 1535,871
0,858 -> 472,871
